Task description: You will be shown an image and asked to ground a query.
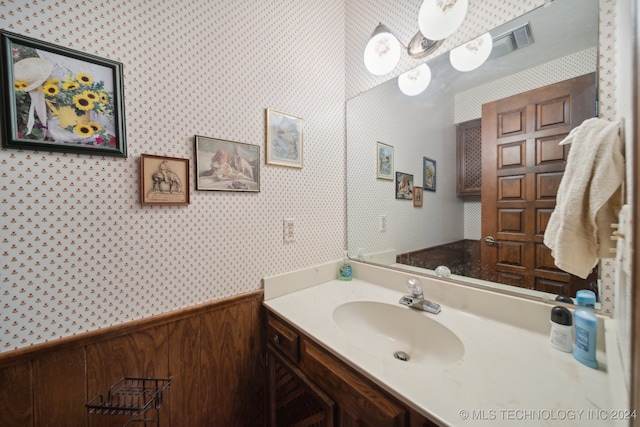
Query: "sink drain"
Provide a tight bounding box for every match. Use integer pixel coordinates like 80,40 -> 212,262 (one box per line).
394,351 -> 410,361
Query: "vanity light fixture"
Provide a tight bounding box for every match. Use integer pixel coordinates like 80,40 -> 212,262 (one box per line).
364,23 -> 443,75
364,0 -> 468,76
449,32 -> 493,72
363,24 -> 403,76
418,0 -> 469,41
398,63 -> 432,96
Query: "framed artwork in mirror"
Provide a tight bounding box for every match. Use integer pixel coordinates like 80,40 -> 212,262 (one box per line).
0,30 -> 127,157
140,154 -> 189,205
265,108 -> 303,168
413,187 -> 423,207
376,141 -> 394,180
195,135 -> 260,192
423,157 -> 436,192
395,171 -> 413,200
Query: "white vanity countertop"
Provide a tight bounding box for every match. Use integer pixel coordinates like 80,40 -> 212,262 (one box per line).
263,261 -> 629,427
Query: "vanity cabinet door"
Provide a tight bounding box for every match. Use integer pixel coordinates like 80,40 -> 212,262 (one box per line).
300,338 -> 407,427
265,308 -> 441,427
266,345 -> 335,427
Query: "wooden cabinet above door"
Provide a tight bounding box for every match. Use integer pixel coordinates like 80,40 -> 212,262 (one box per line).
456,118 -> 482,197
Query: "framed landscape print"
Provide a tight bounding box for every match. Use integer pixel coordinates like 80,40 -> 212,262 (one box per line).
0,30 -> 127,157
265,108 -> 303,168
376,141 -> 393,180
140,154 -> 189,205
395,171 -> 413,200
423,157 -> 436,191
195,135 -> 260,192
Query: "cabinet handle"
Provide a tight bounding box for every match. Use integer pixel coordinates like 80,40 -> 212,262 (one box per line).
273,334 -> 280,344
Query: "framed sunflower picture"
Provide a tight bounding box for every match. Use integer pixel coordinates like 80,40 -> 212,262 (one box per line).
0,30 -> 127,157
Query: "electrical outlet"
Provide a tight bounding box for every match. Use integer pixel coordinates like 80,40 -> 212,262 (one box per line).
283,219 -> 295,243
379,215 -> 387,232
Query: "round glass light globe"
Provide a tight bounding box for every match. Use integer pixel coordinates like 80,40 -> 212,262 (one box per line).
364,31 -> 401,75
449,32 -> 493,72
398,64 -> 432,96
418,0 -> 468,41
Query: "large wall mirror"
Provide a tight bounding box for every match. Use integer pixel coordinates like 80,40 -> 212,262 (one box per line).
347,0 -> 602,306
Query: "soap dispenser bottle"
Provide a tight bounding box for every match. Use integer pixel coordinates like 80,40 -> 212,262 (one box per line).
338,251 -> 352,281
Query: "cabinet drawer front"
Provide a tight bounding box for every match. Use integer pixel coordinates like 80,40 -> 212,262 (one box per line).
301,339 -> 407,427
266,314 -> 299,362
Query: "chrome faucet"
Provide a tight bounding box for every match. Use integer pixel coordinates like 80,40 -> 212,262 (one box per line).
399,277 -> 441,314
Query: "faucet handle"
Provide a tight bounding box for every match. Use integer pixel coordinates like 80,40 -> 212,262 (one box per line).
406,277 -> 424,298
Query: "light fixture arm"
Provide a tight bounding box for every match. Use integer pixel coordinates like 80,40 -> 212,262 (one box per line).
372,23 -> 443,60
407,31 -> 444,59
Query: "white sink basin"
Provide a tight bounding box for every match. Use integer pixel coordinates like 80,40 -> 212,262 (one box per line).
332,301 -> 465,365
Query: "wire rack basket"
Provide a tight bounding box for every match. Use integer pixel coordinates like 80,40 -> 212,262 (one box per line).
86,377 -> 172,424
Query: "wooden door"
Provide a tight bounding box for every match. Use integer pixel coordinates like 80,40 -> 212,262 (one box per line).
481,73 -> 598,297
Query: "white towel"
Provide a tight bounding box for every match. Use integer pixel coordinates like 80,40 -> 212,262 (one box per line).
543,118 -> 624,279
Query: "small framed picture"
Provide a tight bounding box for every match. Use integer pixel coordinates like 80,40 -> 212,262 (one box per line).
0,30 -> 127,157
423,157 -> 436,192
376,141 -> 394,180
140,154 -> 189,205
413,187 -> 423,207
265,108 -> 303,168
395,171 -> 414,200
195,135 -> 260,192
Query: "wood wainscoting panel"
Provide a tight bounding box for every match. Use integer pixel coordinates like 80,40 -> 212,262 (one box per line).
0,360 -> 33,426
169,315 -> 202,426
86,324 -> 170,427
34,346 -> 87,427
0,290 -> 264,427
200,297 -> 264,427
396,240 -> 481,280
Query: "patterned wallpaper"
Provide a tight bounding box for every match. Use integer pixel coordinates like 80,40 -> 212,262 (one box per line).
0,0 -> 346,352
347,83 -> 463,258
0,0 -> 625,355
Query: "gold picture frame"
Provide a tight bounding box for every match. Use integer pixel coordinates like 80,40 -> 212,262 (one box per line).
265,108 -> 303,168
376,141 -> 394,180
413,187 -> 423,207
140,154 -> 190,205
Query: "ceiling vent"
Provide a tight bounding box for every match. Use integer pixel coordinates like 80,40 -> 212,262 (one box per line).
489,22 -> 534,60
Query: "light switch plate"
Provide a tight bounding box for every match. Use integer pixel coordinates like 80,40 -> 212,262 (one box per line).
284,218 -> 295,243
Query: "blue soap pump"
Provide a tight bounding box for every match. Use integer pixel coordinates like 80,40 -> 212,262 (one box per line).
339,251 -> 353,281
573,307 -> 598,369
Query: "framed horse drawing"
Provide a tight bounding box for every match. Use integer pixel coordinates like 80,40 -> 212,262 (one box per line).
140,154 -> 190,205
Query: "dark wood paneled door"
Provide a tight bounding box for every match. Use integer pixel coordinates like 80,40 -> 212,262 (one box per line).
480,73 -> 597,297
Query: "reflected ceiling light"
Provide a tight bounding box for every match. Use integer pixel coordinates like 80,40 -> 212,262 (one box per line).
398,64 -> 432,96
364,23 -> 444,75
449,32 -> 493,72
418,0 -> 469,41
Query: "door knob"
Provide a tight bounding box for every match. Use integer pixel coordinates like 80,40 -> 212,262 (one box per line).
484,236 -> 501,246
